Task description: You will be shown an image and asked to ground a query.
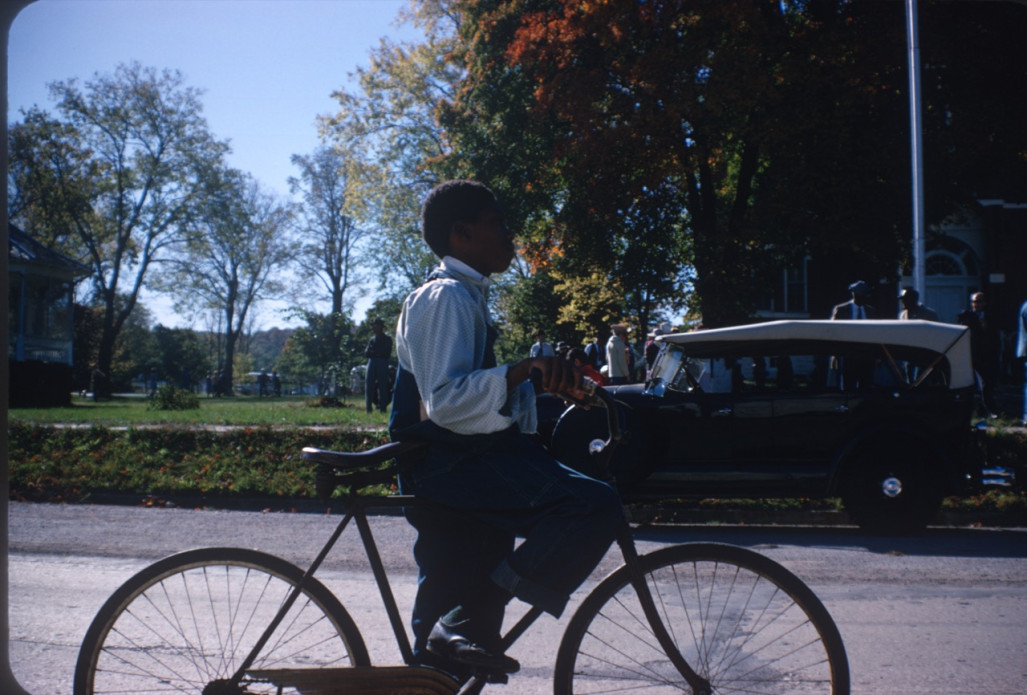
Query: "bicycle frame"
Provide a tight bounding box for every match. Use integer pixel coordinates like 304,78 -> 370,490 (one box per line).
227,386 -> 712,695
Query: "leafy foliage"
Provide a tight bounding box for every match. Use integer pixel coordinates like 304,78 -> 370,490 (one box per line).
8,63 -> 229,383
437,0 -> 1027,326
147,384 -> 201,411
153,166 -> 296,391
278,311 -> 362,396
321,1 -> 459,297
289,145 -> 367,315
8,423 -> 389,502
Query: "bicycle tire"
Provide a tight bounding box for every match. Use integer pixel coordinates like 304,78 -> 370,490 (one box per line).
554,542 -> 849,695
74,547 -> 370,695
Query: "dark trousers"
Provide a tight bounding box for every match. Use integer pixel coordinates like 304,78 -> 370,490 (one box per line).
365,358 -> 390,413
400,431 -> 621,660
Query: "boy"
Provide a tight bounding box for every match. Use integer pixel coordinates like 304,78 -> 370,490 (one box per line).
389,180 -> 621,678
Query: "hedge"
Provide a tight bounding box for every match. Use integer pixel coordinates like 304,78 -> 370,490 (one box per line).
8,423 -> 390,503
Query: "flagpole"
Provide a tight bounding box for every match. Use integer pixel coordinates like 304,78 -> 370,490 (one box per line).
906,0 -> 926,295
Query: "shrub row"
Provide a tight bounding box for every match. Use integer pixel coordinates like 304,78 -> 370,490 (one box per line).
8,423 -> 389,503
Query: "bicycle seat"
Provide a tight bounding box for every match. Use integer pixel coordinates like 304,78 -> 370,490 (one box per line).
305,440 -> 427,501
302,440 -> 426,470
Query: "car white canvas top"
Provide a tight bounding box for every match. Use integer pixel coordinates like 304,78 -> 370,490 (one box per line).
656,320 -> 974,389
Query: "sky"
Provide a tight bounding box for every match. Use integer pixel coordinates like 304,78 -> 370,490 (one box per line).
7,0 -> 422,329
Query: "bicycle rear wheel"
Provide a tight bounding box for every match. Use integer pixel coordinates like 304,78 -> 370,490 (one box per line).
74,547 -> 369,694
554,542 -> 849,694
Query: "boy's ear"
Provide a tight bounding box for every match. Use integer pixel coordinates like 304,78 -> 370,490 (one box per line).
448,220 -> 472,250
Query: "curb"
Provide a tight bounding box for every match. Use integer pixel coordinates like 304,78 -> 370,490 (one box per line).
65,493 -> 1025,528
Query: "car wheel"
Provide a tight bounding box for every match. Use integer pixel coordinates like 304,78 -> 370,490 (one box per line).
840,436 -> 943,535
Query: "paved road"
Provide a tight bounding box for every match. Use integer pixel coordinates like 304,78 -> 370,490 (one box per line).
7,501 -> 1027,694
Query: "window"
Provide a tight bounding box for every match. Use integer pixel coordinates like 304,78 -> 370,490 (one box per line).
755,260 -> 809,315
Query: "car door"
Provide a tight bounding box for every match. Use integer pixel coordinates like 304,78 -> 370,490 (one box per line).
643,357 -> 739,494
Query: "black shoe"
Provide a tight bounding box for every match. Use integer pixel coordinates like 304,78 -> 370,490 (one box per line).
426,612 -> 519,674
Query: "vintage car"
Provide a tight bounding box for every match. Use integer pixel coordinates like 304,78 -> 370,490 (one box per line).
547,320 -> 993,534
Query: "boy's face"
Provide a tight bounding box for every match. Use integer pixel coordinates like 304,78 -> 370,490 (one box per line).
450,202 -> 515,276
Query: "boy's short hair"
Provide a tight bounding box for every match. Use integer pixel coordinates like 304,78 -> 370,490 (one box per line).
421,180 -> 498,258
568,347 -> 588,363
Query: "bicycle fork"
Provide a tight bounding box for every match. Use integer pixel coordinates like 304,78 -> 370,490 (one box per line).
616,525 -> 713,695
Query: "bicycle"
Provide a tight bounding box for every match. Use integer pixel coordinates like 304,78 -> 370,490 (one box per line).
74,385 -> 849,694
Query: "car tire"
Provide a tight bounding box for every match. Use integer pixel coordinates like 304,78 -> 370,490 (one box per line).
839,434 -> 944,535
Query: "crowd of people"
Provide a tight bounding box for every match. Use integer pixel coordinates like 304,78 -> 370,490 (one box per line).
528,321 -> 675,387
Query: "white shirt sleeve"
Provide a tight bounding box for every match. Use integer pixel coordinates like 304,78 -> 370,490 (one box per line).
397,278 -> 536,435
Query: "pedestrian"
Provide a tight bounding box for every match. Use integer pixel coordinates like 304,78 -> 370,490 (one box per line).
958,292 -> 1002,417
568,347 -> 607,385
606,324 -> 631,385
583,335 -> 603,369
830,280 -> 875,390
830,280 -> 875,321
389,180 -> 621,679
364,318 -> 393,414
898,287 -> 939,321
529,329 -> 555,358
147,367 -> 158,397
644,325 -> 667,376
898,287 -> 939,382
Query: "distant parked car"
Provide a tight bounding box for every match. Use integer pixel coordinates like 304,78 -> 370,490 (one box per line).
546,320 -> 995,534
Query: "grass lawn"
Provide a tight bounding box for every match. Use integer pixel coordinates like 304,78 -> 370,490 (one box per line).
10,393 -> 391,429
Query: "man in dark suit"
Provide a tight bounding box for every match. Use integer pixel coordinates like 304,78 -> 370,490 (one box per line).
830,280 -> 875,321
958,292 -> 1001,417
830,280 -> 875,391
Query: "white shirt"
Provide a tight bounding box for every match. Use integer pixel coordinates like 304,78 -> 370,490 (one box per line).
395,256 -> 537,435
606,334 -> 630,378
530,341 -> 555,358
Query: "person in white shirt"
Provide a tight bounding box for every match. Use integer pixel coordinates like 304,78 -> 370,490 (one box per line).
389,180 -> 621,680
605,323 -> 631,384
529,329 -> 555,358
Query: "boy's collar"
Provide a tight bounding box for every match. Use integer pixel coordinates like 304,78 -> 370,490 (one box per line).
441,256 -> 490,288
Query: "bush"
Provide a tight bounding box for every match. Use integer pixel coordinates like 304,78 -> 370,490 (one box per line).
148,384 -> 200,411
307,395 -> 347,408
8,423 -> 389,503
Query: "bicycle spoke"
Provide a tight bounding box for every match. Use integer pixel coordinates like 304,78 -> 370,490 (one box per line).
77,550 -> 366,694
556,544 -> 847,695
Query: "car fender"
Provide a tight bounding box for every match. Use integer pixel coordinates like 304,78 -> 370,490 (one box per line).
826,420 -> 958,495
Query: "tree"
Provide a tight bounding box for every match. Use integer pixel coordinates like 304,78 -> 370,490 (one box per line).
154,165 -> 295,394
322,0 -> 462,296
108,301 -> 159,392
289,145 -> 367,315
7,62 -> 227,383
152,325 -> 208,391
442,1 -> 813,326
281,310 -> 360,396
447,1 -> 1027,324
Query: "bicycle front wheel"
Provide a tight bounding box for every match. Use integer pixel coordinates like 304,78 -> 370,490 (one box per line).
555,542 -> 849,694
75,547 -> 370,695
